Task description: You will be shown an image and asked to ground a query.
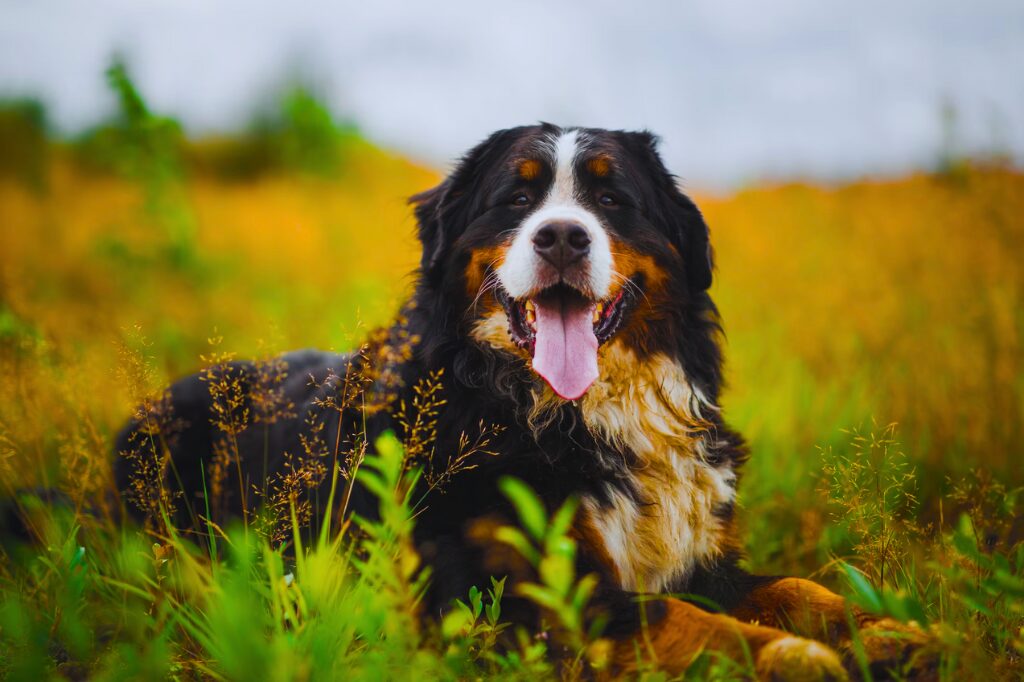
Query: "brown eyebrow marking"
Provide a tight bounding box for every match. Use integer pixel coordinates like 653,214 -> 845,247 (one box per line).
517,158 -> 542,180
587,154 -> 613,177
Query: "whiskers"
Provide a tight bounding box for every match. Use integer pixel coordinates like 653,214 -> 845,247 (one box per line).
468,256 -> 506,317
610,268 -> 649,307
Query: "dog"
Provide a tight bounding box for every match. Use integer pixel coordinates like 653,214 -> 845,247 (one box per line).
115,124 -> 931,679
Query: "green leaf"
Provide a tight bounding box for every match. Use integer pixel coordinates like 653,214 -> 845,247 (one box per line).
487,577 -> 505,624
842,563 -> 883,613
544,533 -> 576,560
468,585 -> 483,619
499,477 -> 547,542
357,469 -> 388,499
549,498 -> 578,538
516,583 -> 562,613
69,545 -> 87,570
879,590 -> 928,625
992,570 -> 1024,598
494,526 -> 541,566
952,514 -> 985,564
442,608 -> 473,640
572,574 -> 598,614
372,431 -> 406,484
539,554 -> 574,596
489,575 -> 505,601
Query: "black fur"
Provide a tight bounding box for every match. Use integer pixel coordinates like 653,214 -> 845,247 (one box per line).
113,124 -> 759,635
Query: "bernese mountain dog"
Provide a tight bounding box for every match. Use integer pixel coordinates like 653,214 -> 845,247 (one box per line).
115,124 -> 932,680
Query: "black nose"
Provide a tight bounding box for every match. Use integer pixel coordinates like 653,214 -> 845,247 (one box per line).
532,221 -> 591,270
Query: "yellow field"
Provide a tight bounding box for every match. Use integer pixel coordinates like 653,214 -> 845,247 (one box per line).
1,144 -> 435,493
2,147 -> 1022,542
709,171 -> 1022,475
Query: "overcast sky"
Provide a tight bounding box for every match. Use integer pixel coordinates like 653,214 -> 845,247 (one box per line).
2,0 -> 1022,187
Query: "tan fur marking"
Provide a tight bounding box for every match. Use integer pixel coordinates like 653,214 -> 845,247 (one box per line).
610,240 -> 667,291
471,311 -> 528,358
611,598 -> 844,678
731,576 -> 933,667
608,241 -> 677,353
731,577 -> 853,639
517,158 -> 542,180
586,154 -> 612,177
754,637 -> 848,681
464,245 -> 508,302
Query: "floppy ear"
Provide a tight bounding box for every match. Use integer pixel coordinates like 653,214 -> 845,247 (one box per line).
409,127 -> 524,277
662,179 -> 714,292
409,179 -> 452,274
625,131 -> 714,291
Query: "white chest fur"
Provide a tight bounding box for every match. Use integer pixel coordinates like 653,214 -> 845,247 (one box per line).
470,316 -> 737,592
574,344 -> 736,592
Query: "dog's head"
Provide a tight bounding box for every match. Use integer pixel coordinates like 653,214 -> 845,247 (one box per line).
412,124 -> 714,400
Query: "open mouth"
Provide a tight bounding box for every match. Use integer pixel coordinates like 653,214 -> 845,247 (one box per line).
495,280 -> 640,400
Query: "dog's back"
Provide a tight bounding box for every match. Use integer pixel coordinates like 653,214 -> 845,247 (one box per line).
113,349 -> 360,532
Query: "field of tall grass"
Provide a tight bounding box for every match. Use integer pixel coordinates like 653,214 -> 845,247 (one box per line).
0,66 -> 1021,679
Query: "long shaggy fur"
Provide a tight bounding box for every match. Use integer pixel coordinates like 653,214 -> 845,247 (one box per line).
114,124 -> 932,679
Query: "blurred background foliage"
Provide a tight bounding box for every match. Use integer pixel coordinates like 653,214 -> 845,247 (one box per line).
0,58 -> 1021,678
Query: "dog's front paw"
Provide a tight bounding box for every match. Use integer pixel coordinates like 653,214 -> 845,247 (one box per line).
756,636 -> 849,681
843,618 -> 938,681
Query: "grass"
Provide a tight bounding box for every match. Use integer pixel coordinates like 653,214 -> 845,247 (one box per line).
0,70 -> 1022,678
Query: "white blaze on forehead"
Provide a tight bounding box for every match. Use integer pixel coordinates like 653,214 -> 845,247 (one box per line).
497,129 -> 613,300
549,129 -> 580,204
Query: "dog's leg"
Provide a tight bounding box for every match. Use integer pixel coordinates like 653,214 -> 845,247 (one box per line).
611,597 -> 848,680
728,577 -> 854,641
728,577 -> 934,679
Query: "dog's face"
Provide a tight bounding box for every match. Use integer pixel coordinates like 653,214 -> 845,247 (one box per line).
413,124 -> 712,400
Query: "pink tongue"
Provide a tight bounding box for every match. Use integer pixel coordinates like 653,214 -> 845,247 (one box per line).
532,297 -> 599,400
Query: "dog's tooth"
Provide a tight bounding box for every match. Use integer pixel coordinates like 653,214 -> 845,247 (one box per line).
526,309 -> 536,326
524,300 -> 535,312
593,307 -> 601,324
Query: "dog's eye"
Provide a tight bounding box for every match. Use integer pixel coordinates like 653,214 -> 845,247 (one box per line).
511,193 -> 531,207
598,193 -> 618,207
